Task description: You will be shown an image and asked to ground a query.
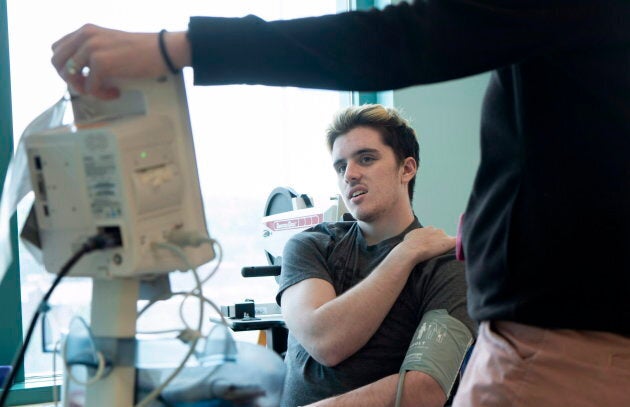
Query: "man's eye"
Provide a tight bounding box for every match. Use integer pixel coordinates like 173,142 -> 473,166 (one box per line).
360,156 -> 375,164
336,165 -> 346,174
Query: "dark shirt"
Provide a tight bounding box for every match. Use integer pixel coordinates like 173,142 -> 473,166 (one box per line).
188,1 -> 630,333
276,220 -> 473,406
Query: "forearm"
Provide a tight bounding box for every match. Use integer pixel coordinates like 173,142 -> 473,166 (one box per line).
306,371 -> 446,407
284,247 -> 415,366
283,228 -> 455,366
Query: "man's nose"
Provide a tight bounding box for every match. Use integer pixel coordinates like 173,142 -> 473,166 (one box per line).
344,161 -> 361,182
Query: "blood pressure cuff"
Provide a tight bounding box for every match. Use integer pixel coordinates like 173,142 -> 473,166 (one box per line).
400,309 -> 474,398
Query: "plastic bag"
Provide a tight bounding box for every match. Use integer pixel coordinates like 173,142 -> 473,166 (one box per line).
0,95 -> 68,283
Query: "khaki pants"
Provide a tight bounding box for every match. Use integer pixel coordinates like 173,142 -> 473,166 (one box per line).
453,321 -> 630,407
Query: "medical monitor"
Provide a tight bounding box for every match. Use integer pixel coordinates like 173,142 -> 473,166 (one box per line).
23,75 -> 213,278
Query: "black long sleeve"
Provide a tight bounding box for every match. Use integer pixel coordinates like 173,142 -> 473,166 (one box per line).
189,1 -> 627,90
187,0 -> 630,334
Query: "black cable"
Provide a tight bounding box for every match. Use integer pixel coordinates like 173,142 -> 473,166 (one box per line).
0,234 -> 115,407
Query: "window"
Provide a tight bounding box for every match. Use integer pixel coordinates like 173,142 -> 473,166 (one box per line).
4,0 -> 357,397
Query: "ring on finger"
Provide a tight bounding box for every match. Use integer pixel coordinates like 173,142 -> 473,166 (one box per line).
65,58 -> 78,75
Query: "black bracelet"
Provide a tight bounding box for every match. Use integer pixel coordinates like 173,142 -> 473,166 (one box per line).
158,29 -> 180,75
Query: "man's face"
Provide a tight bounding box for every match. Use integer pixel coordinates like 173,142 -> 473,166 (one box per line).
331,126 -> 414,224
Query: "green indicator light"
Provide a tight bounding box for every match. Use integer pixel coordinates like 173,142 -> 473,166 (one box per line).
140,151 -> 148,159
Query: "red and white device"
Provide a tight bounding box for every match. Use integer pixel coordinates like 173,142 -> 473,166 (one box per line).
261,187 -> 348,266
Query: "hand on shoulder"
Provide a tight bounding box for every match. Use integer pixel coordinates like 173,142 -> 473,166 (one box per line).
399,226 -> 455,265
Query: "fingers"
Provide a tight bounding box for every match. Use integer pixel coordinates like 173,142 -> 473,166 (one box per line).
51,28 -> 81,71
51,24 -> 121,99
402,226 -> 456,260
72,41 -> 99,96
51,24 -> 168,99
51,24 -> 99,94
405,226 -> 451,240
51,24 -> 97,73
442,235 -> 457,249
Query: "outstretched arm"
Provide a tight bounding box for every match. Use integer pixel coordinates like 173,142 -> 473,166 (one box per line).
281,227 -> 454,366
51,2 -> 613,98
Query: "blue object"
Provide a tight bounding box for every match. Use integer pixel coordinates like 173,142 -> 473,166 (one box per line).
0,366 -> 11,389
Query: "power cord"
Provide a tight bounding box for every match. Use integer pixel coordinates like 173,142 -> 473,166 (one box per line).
134,241 -> 206,407
137,291 -> 227,336
0,233 -> 118,407
163,230 -> 223,285
134,234 -> 226,407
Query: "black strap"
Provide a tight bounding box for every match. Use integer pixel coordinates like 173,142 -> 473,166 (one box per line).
158,29 -> 180,74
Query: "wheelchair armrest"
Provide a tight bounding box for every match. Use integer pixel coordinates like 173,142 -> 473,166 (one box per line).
241,266 -> 281,278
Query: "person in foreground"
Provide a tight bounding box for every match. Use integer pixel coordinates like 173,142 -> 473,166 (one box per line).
276,104 -> 475,407
51,1 -> 630,405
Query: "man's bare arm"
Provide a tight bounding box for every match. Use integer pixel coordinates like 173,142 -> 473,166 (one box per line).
305,371 -> 446,407
281,227 -> 454,366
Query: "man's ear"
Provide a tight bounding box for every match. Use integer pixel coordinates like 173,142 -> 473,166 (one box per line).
401,157 -> 417,183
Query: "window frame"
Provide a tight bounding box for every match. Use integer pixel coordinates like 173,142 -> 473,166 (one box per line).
0,0 -> 386,404
0,1 -> 40,405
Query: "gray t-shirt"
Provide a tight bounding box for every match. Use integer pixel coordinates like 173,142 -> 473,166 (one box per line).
276,219 -> 475,407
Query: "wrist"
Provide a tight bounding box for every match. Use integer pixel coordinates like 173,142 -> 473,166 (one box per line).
387,245 -> 418,274
164,31 -> 192,70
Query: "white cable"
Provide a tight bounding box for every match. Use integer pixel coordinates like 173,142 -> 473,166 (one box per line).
52,339 -> 62,406
137,292 -> 175,319
152,241 -> 196,274
133,238 -> 229,406
199,238 -> 222,285
162,230 -> 223,285
152,238 -> 225,332
137,292 -> 227,336
136,328 -> 184,335
164,235 -> 232,363
150,241 -> 203,330
137,290 -> 208,320
134,242 -> 205,407
61,345 -> 108,387
134,333 -> 201,407
395,370 -> 406,407
177,290 -> 228,334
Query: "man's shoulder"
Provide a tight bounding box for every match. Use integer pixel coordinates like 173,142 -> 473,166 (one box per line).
426,249 -> 461,266
415,249 -> 466,278
291,221 -> 357,243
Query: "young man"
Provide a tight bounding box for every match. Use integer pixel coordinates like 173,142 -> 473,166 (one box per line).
277,105 -> 475,407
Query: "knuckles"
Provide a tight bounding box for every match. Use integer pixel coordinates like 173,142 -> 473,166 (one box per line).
78,23 -> 101,39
